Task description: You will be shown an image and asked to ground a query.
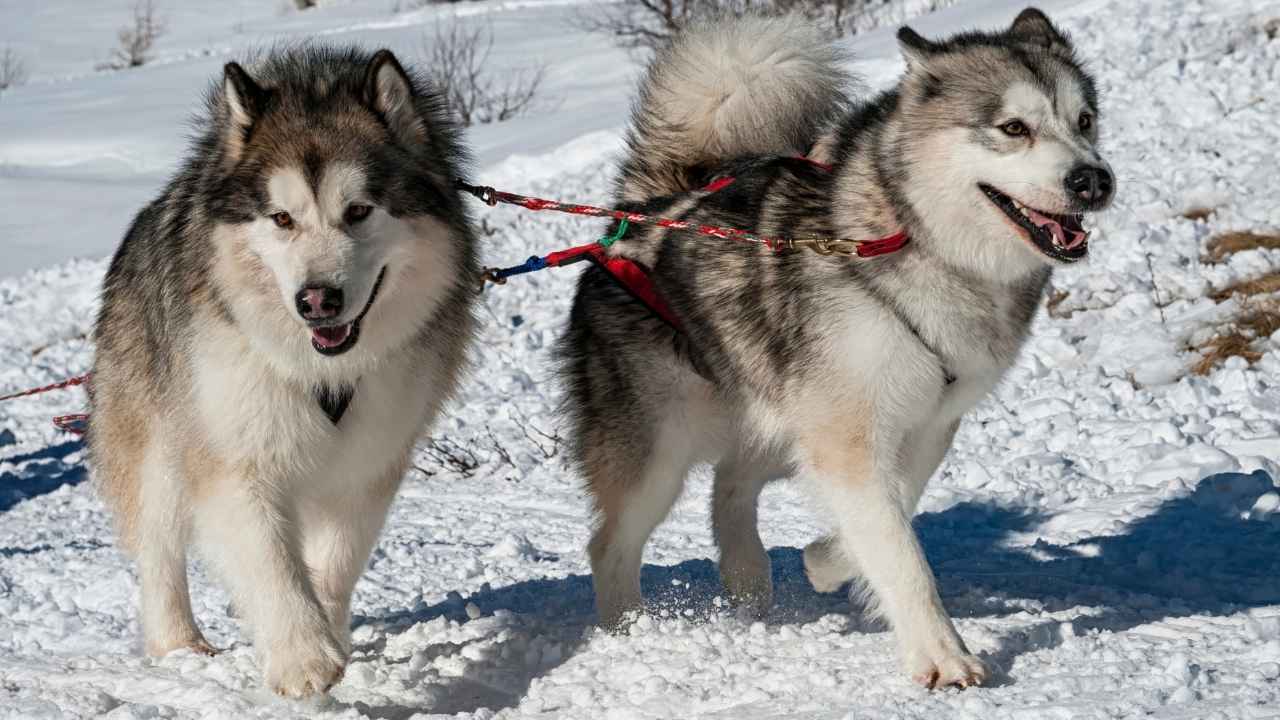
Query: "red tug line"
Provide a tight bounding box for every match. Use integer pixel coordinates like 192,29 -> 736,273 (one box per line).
0,373 -> 91,435
2,159 -> 910,434
462,156 -> 909,331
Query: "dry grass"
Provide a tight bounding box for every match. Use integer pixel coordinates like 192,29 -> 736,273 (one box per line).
1203,230 -> 1280,263
1046,288 -> 1073,319
1191,299 -> 1280,375
1211,271 -> 1280,302
1182,206 -> 1216,222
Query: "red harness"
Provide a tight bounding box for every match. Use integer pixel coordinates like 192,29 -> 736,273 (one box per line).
588,156 -> 901,330
476,156 -> 908,331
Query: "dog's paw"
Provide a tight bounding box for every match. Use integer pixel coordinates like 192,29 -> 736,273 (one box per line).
145,630 -> 218,658
263,632 -> 347,698
187,639 -> 220,657
721,562 -> 774,618
909,652 -> 989,690
803,538 -> 852,594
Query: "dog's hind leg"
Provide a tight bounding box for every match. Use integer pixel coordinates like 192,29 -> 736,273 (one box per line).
711,449 -> 783,617
802,535 -> 857,594
586,417 -> 696,629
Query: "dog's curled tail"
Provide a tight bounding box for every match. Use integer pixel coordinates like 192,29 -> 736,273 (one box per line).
615,14 -> 852,203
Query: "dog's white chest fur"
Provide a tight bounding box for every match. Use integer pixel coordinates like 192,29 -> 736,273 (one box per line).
188,319 -> 430,495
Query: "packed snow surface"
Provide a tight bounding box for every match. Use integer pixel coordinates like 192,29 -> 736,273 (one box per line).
3,0 -> 1280,718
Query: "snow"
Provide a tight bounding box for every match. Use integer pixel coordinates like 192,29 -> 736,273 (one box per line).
3,0 -> 1280,718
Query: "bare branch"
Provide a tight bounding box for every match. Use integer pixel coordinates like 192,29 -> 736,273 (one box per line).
0,47 -> 28,93
109,0 -> 166,69
421,435 -> 481,477
512,408 -> 562,460
424,18 -> 546,127
484,424 -> 517,470
572,0 -> 873,50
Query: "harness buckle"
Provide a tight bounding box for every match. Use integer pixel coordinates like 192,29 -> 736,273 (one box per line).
806,239 -> 862,257
477,267 -> 507,292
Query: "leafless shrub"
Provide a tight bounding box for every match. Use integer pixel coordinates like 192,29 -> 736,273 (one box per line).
512,408 -> 562,460
108,0 -> 166,69
0,47 -> 28,93
424,19 -> 547,127
574,0 -> 867,50
484,424 -> 517,470
418,435 -> 482,477
293,0 -> 317,9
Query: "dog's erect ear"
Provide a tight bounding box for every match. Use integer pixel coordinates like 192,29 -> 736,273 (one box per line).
222,62 -> 267,164
897,27 -> 938,69
1008,8 -> 1072,54
364,49 -> 426,145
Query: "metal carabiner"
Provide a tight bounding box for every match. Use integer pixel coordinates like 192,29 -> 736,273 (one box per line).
806,239 -> 862,257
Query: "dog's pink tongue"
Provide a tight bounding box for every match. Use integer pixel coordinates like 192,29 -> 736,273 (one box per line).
311,324 -> 352,349
1024,207 -> 1067,246
1064,228 -> 1088,250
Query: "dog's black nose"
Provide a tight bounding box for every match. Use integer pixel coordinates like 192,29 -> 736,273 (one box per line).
295,286 -> 344,321
1065,165 -> 1114,207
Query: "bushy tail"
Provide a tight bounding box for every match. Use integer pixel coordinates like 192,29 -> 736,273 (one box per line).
615,14 -> 852,203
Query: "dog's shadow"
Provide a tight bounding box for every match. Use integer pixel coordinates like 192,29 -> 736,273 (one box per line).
342,551 -> 852,718
0,438 -> 86,514
345,469 -> 1280,715
921,469 -> 1280,684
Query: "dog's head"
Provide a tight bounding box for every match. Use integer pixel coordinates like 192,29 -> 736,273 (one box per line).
205,47 -> 468,375
893,9 -> 1114,277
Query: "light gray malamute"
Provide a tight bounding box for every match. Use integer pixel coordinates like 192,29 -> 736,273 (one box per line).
88,46 -> 477,697
559,9 -> 1113,689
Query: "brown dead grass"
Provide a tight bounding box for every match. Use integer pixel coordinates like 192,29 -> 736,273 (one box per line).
1211,270 -> 1280,302
1191,299 -> 1280,375
1182,207 -> 1216,222
1203,230 -> 1280,263
1046,288 -> 1072,318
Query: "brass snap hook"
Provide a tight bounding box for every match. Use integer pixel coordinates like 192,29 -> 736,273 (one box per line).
806,239 -> 862,257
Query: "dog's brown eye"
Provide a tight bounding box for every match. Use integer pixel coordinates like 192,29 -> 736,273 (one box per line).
1079,112 -> 1093,132
345,204 -> 372,224
999,120 -> 1029,137
271,212 -> 293,229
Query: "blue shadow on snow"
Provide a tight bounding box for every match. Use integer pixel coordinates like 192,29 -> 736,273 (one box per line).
0,439 -> 86,513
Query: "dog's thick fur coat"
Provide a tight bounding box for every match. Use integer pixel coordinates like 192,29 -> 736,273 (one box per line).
560,10 -> 1113,688
89,46 -> 477,697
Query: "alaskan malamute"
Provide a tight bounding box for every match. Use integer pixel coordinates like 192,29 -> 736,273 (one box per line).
559,9 -> 1113,689
88,46 -> 477,697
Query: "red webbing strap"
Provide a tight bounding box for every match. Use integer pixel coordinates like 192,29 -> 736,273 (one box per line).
544,243 -> 682,330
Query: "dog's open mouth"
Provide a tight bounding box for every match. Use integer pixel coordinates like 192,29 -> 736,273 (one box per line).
309,267 -> 387,356
980,184 -> 1089,263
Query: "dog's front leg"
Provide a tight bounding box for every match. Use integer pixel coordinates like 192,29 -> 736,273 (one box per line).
195,480 -> 346,698
305,467 -> 404,654
800,428 -> 987,690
